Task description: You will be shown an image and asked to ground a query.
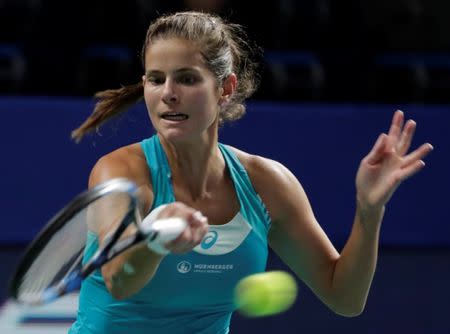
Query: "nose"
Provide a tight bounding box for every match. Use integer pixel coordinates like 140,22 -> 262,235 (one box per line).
162,79 -> 179,105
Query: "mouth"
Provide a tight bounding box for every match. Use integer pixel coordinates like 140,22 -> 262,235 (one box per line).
160,112 -> 189,121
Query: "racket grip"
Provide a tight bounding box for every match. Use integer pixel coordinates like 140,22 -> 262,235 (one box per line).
150,217 -> 187,243
143,217 -> 187,255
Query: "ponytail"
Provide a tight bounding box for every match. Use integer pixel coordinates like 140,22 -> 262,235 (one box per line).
71,82 -> 144,142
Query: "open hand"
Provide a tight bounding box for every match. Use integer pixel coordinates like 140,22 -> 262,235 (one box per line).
355,110 -> 433,213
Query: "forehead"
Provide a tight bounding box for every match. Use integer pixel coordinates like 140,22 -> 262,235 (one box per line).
144,38 -> 206,71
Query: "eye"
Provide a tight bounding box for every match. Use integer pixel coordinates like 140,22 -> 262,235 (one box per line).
147,75 -> 165,85
178,74 -> 198,85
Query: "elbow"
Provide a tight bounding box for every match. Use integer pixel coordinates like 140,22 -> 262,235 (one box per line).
102,264 -> 156,300
104,275 -> 132,300
329,301 -> 366,318
334,307 -> 365,318
103,265 -> 140,300
323,285 -> 368,317
109,288 -> 130,301
324,293 -> 367,317
101,252 -> 162,300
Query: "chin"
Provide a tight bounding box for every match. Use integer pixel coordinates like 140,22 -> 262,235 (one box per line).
159,128 -> 194,143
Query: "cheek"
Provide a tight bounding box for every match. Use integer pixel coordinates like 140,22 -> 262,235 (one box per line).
193,96 -> 219,124
189,87 -> 220,110
143,89 -> 160,125
143,88 -> 159,110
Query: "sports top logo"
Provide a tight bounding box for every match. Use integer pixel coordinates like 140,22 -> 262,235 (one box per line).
177,261 -> 192,274
201,231 -> 218,249
193,213 -> 252,255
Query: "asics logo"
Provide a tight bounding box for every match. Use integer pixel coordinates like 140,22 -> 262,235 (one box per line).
201,231 -> 218,249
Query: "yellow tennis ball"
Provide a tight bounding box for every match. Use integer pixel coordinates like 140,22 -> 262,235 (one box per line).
234,271 -> 298,317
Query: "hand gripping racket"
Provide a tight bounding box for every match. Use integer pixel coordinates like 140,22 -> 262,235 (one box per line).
9,178 -> 186,305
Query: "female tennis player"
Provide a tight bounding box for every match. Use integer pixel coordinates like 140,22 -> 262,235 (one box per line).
68,11 -> 433,334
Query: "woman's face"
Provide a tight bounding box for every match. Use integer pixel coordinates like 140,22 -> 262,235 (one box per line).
142,37 -> 223,143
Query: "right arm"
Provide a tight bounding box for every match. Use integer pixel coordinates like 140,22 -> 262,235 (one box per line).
89,147 -> 207,300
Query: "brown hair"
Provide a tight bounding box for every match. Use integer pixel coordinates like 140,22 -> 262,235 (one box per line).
72,11 -> 260,142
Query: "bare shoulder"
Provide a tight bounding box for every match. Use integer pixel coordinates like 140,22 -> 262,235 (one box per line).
90,143 -> 148,185
90,143 -> 153,210
226,146 -> 295,189
226,146 -> 307,222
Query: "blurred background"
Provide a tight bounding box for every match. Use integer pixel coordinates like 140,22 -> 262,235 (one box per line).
0,0 -> 449,333
2,0 -> 450,103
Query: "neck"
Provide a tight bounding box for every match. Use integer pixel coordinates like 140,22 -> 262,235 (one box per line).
158,130 -> 225,201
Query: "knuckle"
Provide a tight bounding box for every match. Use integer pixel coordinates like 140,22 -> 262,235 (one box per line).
202,224 -> 209,235
171,201 -> 185,210
179,229 -> 191,242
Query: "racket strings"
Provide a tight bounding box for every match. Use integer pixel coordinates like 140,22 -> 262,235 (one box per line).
16,192 -> 133,304
19,210 -> 88,303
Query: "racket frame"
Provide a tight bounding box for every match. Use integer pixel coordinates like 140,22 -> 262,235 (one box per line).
9,178 -> 146,305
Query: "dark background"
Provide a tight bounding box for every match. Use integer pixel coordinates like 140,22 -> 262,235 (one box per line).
2,0 -> 450,104
0,1 -> 449,333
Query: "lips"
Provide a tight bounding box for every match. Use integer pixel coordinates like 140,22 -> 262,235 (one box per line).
160,112 -> 189,121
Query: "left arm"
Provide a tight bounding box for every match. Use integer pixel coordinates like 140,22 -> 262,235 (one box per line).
332,110 -> 433,315
244,110 -> 433,316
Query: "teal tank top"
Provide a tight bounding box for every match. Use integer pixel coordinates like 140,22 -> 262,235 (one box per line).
69,135 -> 271,334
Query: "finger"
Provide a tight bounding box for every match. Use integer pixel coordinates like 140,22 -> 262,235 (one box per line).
366,133 -> 388,164
165,211 -> 208,253
191,211 -> 208,225
165,242 -> 191,254
402,143 -> 434,168
190,211 -> 209,244
397,119 -> 416,155
160,202 -> 189,217
164,227 -> 193,252
387,110 -> 404,141
398,160 -> 426,181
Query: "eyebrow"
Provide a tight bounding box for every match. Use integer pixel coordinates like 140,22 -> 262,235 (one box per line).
145,67 -> 201,76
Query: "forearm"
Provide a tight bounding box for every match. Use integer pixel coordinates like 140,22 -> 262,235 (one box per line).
330,202 -> 384,316
101,205 -> 173,299
103,243 -> 164,300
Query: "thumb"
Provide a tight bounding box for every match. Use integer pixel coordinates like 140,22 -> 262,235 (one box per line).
366,133 -> 388,165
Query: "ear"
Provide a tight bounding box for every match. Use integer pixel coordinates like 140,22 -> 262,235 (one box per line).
219,73 -> 237,105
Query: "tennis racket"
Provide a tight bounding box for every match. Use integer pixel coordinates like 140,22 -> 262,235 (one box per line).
9,178 -> 186,306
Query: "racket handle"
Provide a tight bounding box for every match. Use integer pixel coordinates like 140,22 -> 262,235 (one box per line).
142,217 -> 187,255
150,217 -> 187,243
